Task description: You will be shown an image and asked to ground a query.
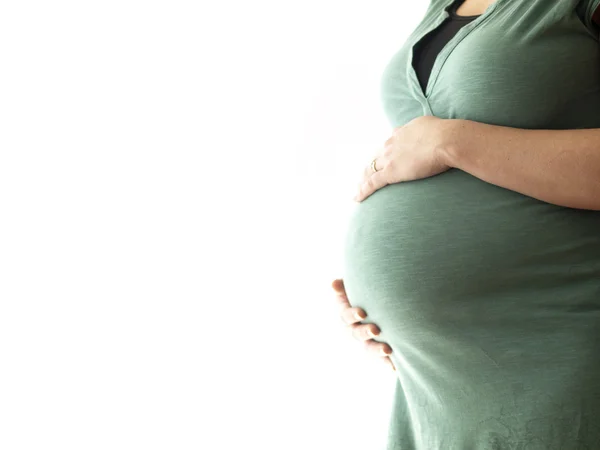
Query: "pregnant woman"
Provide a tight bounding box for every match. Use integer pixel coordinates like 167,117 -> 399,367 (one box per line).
334,0 -> 600,448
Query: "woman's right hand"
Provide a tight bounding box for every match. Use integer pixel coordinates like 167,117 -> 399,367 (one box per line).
332,278 -> 396,373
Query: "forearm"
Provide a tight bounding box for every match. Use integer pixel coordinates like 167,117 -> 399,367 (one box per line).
441,119 -> 600,211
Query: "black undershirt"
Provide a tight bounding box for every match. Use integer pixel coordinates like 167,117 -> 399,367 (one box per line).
412,0 -> 481,94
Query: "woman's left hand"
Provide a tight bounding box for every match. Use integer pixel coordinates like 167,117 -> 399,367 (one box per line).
354,115 -> 454,202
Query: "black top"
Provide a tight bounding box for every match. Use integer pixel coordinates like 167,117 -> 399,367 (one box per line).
412,0 -> 481,94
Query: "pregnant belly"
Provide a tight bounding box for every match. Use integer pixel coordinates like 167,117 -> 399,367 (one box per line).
342,169 -> 600,352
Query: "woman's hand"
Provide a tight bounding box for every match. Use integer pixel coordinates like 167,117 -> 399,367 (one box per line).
354,115 -> 454,202
332,278 -> 396,373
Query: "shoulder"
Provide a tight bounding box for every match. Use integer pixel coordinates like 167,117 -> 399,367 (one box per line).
576,0 -> 600,35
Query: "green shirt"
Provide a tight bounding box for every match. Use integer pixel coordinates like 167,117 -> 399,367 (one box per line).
342,0 -> 600,448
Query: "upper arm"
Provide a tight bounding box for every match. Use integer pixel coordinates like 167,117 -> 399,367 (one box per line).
593,5 -> 600,26
577,0 -> 600,33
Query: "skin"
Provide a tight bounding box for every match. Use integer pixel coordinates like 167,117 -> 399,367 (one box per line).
332,278 -> 397,372
355,117 -> 600,210
339,0 -> 600,373
459,0 -> 600,29
455,0 -> 497,16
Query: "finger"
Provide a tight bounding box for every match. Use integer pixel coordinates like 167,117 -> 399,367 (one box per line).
362,159 -> 377,179
340,307 -> 367,325
335,293 -> 351,310
331,280 -> 351,308
359,149 -> 384,184
384,356 -> 397,372
331,278 -> 345,294
355,169 -> 391,202
364,339 -> 393,357
362,152 -> 384,180
368,147 -> 384,164
350,323 -> 381,341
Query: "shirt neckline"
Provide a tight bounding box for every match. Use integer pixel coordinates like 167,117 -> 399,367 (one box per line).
449,0 -> 482,21
410,0 -> 505,107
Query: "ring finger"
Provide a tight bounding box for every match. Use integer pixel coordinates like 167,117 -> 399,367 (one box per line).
363,151 -> 384,179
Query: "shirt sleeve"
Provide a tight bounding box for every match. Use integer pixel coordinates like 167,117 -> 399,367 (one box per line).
576,0 -> 600,36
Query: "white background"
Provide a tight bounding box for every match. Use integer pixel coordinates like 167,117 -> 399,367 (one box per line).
0,1 -> 426,449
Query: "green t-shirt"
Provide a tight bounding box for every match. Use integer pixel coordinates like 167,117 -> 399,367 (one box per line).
342,0 -> 600,448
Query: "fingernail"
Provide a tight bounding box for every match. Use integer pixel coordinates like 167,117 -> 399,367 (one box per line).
368,328 -> 380,338
381,347 -> 392,356
355,311 -> 366,320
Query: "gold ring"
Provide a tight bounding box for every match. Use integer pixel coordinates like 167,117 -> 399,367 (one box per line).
370,158 -> 378,172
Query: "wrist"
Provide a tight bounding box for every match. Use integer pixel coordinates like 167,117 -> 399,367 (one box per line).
437,119 -> 471,169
